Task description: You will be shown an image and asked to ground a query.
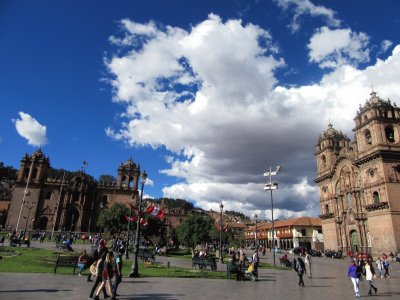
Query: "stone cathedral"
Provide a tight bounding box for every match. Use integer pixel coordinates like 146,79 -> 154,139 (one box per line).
6,149 -> 141,233
315,92 -> 400,256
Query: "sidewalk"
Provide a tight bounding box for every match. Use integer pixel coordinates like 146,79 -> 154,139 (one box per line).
1,253 -> 399,300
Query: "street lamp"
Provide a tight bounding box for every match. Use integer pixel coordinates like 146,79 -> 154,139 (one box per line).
129,170 -> 147,278
254,214 -> 258,252
264,165 -> 281,267
6,210 -> 12,230
219,202 -> 224,264
23,201 -> 36,237
125,191 -> 138,259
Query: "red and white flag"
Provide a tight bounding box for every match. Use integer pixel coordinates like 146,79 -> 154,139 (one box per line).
145,205 -> 164,220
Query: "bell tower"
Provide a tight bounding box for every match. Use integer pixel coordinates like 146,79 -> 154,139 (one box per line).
117,158 -> 140,190
17,149 -> 50,184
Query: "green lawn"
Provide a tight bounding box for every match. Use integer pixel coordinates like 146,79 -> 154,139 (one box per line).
0,246 -> 288,278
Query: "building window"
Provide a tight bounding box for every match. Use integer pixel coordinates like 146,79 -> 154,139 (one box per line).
46,192 -> 52,200
368,168 -> 375,177
347,192 -> 352,207
373,191 -> 380,204
321,155 -> 327,166
325,204 -> 329,214
318,229 -> 322,234
364,129 -> 372,145
301,229 -> 306,236
385,125 -> 395,143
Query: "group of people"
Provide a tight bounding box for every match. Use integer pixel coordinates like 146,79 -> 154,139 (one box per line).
78,239 -> 124,300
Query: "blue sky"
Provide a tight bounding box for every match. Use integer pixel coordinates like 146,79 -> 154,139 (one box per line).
1,0 -> 400,219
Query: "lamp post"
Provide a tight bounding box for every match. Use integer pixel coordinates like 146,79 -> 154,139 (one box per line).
6,210 -> 12,230
23,201 -> 36,237
254,214 -> 258,252
264,165 -> 281,267
125,192 -> 138,259
129,170 -> 147,278
219,202 -> 224,264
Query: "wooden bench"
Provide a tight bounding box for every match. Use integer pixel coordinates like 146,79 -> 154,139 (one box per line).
226,262 -> 244,280
138,249 -> 155,262
54,254 -> 79,274
192,257 -> 217,271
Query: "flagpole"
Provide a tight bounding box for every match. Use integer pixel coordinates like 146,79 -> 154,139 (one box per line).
16,156 -> 35,231
51,171 -> 65,240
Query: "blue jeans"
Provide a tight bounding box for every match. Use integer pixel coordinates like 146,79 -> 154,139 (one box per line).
78,263 -> 85,274
112,274 -> 122,294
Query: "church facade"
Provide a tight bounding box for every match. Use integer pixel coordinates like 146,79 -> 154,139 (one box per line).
315,92 -> 400,256
6,149 -> 141,233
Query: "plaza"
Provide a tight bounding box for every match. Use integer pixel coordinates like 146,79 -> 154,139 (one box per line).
0,245 -> 399,300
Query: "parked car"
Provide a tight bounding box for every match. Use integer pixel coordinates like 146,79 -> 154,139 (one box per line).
325,250 -> 343,259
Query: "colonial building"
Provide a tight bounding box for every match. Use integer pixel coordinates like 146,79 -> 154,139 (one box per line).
6,149 -> 141,233
244,217 -> 323,250
315,92 -> 400,256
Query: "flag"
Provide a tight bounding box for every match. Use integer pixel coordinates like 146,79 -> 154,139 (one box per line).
83,161 -> 89,166
145,205 -> 164,220
128,203 -> 138,213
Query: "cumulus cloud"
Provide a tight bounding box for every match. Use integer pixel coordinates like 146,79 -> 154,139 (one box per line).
274,0 -> 341,33
308,26 -> 370,69
13,112 -> 48,146
105,14 -> 400,219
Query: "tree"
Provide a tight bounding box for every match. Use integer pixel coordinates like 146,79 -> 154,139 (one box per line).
0,162 -> 18,181
176,213 -> 213,255
97,203 -> 129,234
98,174 -> 116,184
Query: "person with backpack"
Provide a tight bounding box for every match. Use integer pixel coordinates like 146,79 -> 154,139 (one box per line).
348,259 -> 361,298
112,247 -> 124,297
294,256 -> 306,286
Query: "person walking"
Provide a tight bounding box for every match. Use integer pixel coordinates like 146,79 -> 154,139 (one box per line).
94,251 -> 115,300
89,240 -> 109,299
294,256 -> 305,287
304,251 -> 312,278
376,257 -> 384,278
383,258 -> 390,278
365,261 -> 378,295
348,260 -> 361,298
112,247 -> 124,297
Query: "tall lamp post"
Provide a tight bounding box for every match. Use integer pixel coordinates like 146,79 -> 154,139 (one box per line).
219,202 -> 224,264
264,165 -> 281,267
125,191 -> 138,259
254,214 -> 258,252
129,170 -> 147,278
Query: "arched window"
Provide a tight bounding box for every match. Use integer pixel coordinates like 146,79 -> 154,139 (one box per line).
373,191 -> 380,204
325,204 -> 330,214
24,168 -> 30,178
364,129 -> 372,145
46,191 -> 52,200
347,193 -> 352,208
31,168 -> 38,179
321,155 -> 327,166
385,125 -> 395,142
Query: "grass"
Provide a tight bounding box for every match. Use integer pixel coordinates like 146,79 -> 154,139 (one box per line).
0,246 -> 289,279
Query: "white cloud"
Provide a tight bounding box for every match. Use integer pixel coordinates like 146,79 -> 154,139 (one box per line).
274,0 -> 341,33
13,112 -> 48,146
380,40 -> 393,54
105,15 -> 400,219
308,26 -> 370,69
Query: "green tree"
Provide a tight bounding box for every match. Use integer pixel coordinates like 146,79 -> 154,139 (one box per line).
98,174 -> 116,184
0,162 -> 18,181
176,213 -> 213,255
97,203 -> 129,234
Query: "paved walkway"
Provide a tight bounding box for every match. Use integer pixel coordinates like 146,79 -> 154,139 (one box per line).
0,244 -> 399,300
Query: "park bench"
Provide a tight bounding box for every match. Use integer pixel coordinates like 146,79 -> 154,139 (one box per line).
226,262 -> 244,280
279,257 -> 292,268
192,257 -> 217,271
54,254 -> 79,274
138,249 -> 155,262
